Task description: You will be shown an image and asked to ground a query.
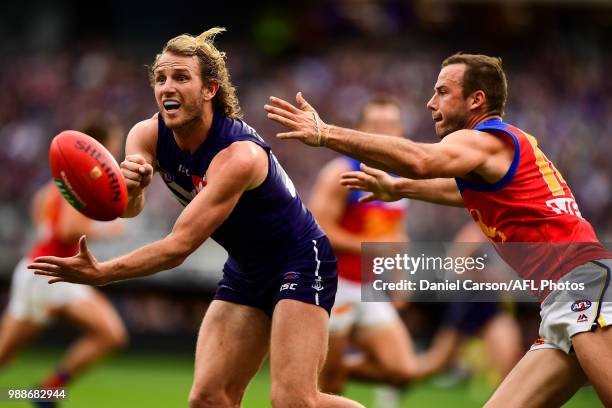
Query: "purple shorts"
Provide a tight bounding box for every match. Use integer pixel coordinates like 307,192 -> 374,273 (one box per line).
214,236 -> 337,316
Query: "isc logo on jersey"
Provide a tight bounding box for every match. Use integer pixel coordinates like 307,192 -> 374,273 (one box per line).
280,283 -> 297,291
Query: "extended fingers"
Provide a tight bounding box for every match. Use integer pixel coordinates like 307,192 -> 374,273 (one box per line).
295,92 -> 313,111
340,178 -> 366,188
264,104 -> 299,120
31,269 -> 67,284
268,96 -> 302,114
29,256 -> 66,266
340,171 -> 372,184
342,184 -> 369,191
360,163 -> 385,177
29,263 -> 62,275
266,112 -> 300,130
341,171 -> 366,180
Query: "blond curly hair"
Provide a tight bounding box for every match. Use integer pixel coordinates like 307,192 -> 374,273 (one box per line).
150,27 -> 242,119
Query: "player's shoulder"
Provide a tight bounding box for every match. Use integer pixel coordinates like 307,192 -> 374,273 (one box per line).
124,115 -> 159,161
444,128 -> 507,149
215,140 -> 267,169
209,141 -> 268,189
129,114 -> 158,138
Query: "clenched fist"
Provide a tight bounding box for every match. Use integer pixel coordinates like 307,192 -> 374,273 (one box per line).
120,154 -> 153,195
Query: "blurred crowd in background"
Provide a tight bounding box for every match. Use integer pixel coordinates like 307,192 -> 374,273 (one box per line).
1,0 -> 611,341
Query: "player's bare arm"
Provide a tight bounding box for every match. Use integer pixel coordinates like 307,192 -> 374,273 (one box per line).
340,163 -> 464,207
28,141 -> 268,285
309,158 -> 364,254
120,116 -> 157,218
265,93 -> 514,182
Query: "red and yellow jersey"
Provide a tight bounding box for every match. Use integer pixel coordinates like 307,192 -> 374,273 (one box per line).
457,118 -> 610,284
337,158 -> 408,282
28,186 -> 79,260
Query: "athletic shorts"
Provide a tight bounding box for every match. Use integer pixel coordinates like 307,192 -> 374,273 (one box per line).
214,236 -> 337,316
328,276 -> 398,334
530,259 -> 612,354
7,258 -> 93,324
440,301 -> 501,335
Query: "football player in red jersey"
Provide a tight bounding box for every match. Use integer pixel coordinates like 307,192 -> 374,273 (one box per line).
0,116 -> 127,406
266,53 -> 612,406
311,97 -> 416,397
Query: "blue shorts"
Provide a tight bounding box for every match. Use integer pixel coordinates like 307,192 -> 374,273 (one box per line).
213,236 -> 338,316
441,301 -> 500,335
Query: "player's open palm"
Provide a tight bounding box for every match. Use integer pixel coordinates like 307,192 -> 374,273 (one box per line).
28,236 -> 105,285
340,163 -> 399,203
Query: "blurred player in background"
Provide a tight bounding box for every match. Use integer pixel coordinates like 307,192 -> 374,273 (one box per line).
0,115 -> 128,407
29,28 -> 362,408
265,53 -> 612,406
310,97 -> 417,399
417,222 -> 522,385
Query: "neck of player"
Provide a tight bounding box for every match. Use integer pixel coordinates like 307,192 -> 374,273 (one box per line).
466,113 -> 502,130
172,104 -> 214,154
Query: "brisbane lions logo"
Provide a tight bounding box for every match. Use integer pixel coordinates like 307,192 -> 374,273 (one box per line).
470,209 -> 507,242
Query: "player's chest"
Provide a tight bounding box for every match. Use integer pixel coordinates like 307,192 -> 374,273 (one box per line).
156,157 -> 209,195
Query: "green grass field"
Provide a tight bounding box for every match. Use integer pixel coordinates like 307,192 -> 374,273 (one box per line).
0,349 -> 602,407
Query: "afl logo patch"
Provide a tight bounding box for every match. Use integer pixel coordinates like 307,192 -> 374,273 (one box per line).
571,300 -> 591,312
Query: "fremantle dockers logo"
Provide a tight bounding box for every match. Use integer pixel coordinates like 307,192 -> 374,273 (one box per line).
312,276 -> 324,292
161,170 -> 174,183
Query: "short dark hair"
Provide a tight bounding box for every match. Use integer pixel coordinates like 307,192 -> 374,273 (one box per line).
357,95 -> 401,126
77,113 -> 120,145
442,53 -> 508,116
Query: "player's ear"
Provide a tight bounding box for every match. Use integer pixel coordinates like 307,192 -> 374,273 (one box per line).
469,90 -> 486,111
203,82 -> 220,101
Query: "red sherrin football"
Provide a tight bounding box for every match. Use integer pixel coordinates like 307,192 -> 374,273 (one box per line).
49,130 -> 128,221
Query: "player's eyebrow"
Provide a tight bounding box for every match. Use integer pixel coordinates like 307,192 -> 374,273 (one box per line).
154,65 -> 192,75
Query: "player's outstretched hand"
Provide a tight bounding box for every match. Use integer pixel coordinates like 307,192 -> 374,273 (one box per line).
121,154 -> 153,194
264,92 -> 329,147
28,236 -> 107,285
340,163 -> 399,203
